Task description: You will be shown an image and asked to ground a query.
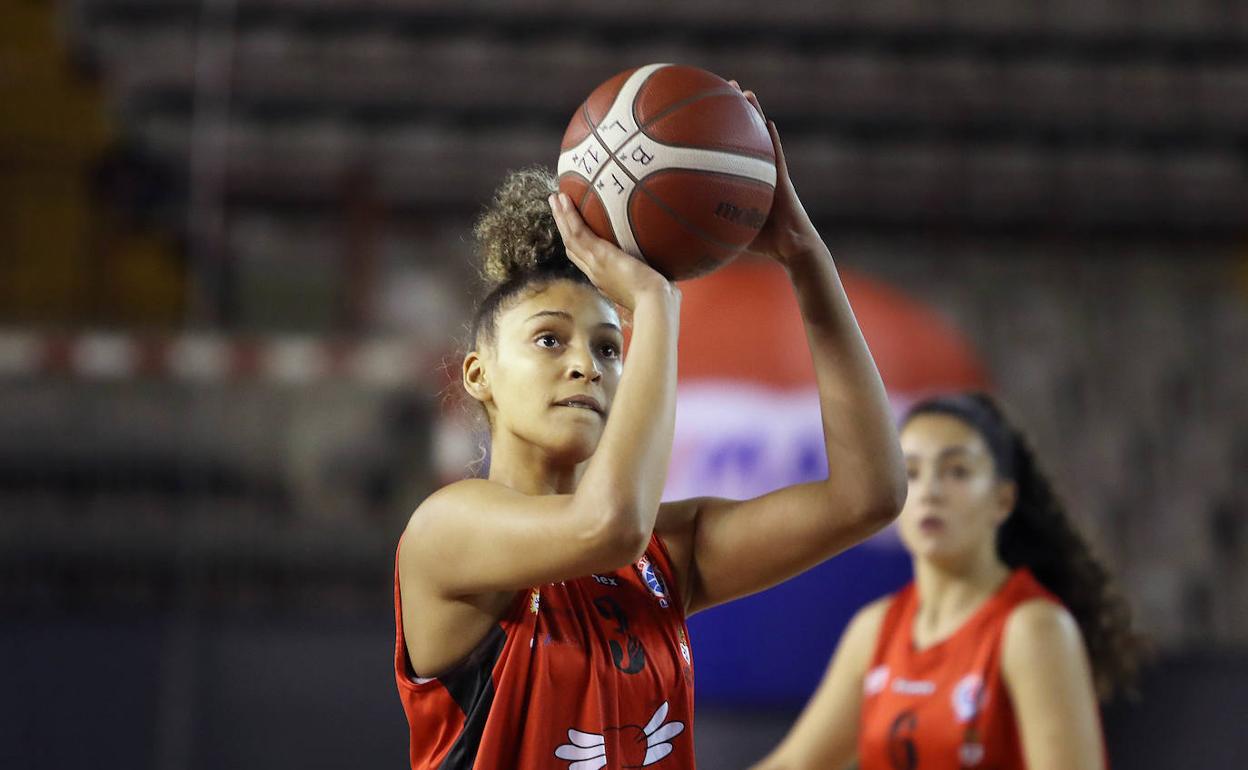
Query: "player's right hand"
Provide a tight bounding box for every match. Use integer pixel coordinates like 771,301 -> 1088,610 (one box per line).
548,192 -> 675,313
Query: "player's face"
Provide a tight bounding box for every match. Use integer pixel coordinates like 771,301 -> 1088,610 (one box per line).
481,280 -> 623,464
897,414 -> 1014,567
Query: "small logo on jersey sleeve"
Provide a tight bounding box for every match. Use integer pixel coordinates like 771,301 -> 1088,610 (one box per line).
952,673 -> 986,722
554,701 -> 685,769
529,587 -> 541,614
634,555 -> 670,608
959,735 -> 985,766
864,664 -> 890,696
677,629 -> 691,667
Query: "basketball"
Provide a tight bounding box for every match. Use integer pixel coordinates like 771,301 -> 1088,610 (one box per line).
557,63 -> 777,281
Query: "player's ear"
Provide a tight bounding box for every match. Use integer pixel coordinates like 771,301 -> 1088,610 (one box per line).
463,350 -> 491,404
993,479 -> 1017,526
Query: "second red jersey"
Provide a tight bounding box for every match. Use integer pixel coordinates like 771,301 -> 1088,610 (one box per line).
394,534 -> 695,770
858,568 -> 1072,770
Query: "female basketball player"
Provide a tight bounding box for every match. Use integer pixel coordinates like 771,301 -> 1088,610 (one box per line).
393,88 -> 907,769
753,393 -> 1145,770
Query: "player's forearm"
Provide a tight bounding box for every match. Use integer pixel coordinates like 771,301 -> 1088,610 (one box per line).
577,286 -> 681,547
786,246 -> 906,521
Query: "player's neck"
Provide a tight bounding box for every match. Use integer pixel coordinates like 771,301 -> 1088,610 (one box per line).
912,548 -> 1010,639
486,435 -> 585,496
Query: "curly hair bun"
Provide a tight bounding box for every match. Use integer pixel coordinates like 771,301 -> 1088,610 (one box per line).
473,167 -> 569,288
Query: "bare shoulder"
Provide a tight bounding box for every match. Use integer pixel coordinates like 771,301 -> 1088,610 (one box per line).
1002,599 -> 1085,673
400,479 -> 501,558
841,595 -> 893,654
404,478 -> 511,528
823,591 -> 893,668
1005,599 -> 1082,647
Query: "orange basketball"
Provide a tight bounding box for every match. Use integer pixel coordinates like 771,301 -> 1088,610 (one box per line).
557,64 -> 777,281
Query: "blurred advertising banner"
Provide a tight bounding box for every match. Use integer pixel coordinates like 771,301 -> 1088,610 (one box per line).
670,258 -> 987,705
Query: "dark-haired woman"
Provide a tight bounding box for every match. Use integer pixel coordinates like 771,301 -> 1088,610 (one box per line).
393,88 -> 907,769
753,393 -> 1145,770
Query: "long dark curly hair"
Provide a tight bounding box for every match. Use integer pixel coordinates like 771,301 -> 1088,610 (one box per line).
904,392 -> 1147,701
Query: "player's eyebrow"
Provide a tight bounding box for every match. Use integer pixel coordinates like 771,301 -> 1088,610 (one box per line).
525,310 -> 621,333
525,310 -> 572,323
903,446 -> 975,462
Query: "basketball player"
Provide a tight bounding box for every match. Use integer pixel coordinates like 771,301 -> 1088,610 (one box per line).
753,393 -> 1145,770
392,89 -> 907,769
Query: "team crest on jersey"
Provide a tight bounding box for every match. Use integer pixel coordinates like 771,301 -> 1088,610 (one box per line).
634,555 -> 670,608
864,664 -> 890,696
952,673 -> 986,722
529,587 -> 541,615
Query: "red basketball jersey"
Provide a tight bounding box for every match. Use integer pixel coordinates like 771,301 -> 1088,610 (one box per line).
858,568 -> 1092,770
394,534 -> 695,770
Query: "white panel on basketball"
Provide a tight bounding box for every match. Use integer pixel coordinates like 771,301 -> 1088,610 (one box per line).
595,159 -> 642,257
558,65 -> 671,257
613,134 -> 777,186
593,63 -> 669,152
557,63 -> 668,182
557,134 -> 609,180
557,62 -> 774,261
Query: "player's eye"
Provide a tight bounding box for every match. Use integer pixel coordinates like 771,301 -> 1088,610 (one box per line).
535,334 -> 560,349
598,343 -> 620,359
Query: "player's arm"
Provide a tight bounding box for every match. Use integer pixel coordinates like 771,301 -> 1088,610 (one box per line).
1001,600 -> 1106,770
657,91 -> 906,614
402,194 -> 680,596
750,599 -> 889,770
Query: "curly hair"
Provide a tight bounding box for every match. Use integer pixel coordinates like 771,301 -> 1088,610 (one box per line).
905,392 -> 1147,701
469,167 -> 592,349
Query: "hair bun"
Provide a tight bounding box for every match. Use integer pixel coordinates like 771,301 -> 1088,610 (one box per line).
473,167 -> 569,288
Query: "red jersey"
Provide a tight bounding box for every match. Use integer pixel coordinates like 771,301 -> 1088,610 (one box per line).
858,568 -> 1076,770
393,534 -> 695,770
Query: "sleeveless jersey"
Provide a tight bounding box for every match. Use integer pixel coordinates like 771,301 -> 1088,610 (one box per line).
393,534 -> 696,770
858,568 -> 1069,770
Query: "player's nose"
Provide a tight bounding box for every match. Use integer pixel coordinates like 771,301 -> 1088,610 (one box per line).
568,345 -> 602,382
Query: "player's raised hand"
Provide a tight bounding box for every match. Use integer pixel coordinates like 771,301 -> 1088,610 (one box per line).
548,192 -> 674,311
728,81 -> 823,269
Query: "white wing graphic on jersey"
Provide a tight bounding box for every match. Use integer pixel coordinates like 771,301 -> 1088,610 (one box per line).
554,701 -> 685,768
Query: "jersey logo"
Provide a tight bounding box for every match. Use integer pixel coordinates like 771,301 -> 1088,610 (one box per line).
634,555 -> 670,608
951,673 -> 986,722
593,595 -> 647,674
864,664 -> 889,696
959,728 -> 985,767
891,677 -> 935,696
554,700 -> 685,769
677,629 -> 691,667
886,709 -> 919,770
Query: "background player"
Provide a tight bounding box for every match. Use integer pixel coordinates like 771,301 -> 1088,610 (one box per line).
753,392 -> 1146,770
393,89 -> 907,768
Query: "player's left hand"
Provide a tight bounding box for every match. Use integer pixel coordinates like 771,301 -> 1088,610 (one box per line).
729,82 -> 825,269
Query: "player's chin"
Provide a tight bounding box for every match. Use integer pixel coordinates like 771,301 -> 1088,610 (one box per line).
899,528 -> 948,560
547,427 -> 604,465
911,540 -> 971,569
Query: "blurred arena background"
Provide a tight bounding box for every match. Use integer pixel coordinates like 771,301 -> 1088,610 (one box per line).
2,1 -> 1246,768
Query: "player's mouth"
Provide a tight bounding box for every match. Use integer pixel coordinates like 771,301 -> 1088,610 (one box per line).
918,515 -> 945,534
554,395 -> 605,417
